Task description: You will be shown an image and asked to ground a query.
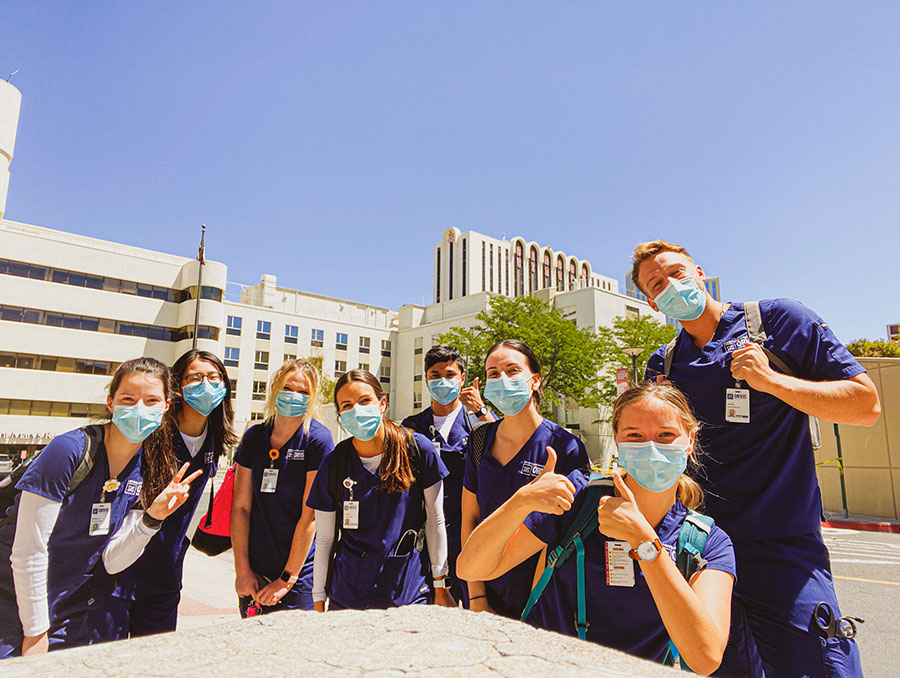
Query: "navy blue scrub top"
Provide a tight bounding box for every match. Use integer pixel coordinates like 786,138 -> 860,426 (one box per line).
101,429 -> 217,600
462,418 -> 589,617
401,406 -> 472,526
235,418 -> 333,580
525,471 -> 736,660
645,299 -> 866,542
0,428 -> 143,621
306,432 -> 448,608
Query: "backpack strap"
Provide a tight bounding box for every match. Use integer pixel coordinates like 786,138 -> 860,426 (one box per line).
326,439 -> 355,588
662,336 -> 679,380
743,301 -> 795,377
521,476 -> 614,630
467,421 -> 494,473
66,424 -> 105,496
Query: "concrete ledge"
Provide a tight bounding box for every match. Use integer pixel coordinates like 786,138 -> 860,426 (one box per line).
0,606 -> 676,677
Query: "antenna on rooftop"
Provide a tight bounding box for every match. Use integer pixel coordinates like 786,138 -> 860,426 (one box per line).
6,69 -> 18,83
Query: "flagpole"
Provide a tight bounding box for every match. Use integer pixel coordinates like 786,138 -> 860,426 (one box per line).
192,224 -> 206,350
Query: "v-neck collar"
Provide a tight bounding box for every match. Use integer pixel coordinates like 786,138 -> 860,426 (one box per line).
486,419 -> 545,468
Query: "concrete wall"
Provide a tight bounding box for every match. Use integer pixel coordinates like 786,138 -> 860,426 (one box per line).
815,357 -> 900,519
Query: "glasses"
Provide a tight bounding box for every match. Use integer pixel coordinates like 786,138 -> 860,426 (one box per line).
183,372 -> 223,385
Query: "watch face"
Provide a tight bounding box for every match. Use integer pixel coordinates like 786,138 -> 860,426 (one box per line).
637,541 -> 659,561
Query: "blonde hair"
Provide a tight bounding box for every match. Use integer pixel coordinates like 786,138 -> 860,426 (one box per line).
630,240 -> 693,296
264,358 -> 321,434
611,380 -> 704,510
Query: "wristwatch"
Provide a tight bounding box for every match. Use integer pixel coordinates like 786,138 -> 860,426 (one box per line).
433,577 -> 451,589
279,570 -> 299,585
628,538 -> 663,562
475,405 -> 488,418
141,510 -> 163,530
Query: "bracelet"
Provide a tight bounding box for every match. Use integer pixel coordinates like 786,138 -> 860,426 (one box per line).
469,594 -> 487,601
141,510 -> 163,530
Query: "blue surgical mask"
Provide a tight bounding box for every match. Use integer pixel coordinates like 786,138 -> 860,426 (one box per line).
112,402 -> 165,443
427,377 -> 461,406
275,391 -> 310,418
483,374 -> 534,417
616,441 -> 688,492
182,380 -> 226,416
339,403 -> 383,441
653,277 -> 707,321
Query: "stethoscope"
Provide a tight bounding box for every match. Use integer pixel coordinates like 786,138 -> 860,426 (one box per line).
814,601 -> 864,640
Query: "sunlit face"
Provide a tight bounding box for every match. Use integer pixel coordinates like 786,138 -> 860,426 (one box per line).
485,346 -> 540,392
615,396 -> 694,454
336,380 -> 386,415
426,360 -> 464,385
181,358 -> 223,388
107,372 -> 169,413
637,251 -> 705,310
282,370 -> 310,396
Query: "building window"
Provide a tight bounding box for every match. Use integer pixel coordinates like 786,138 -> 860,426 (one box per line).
250,411 -> 264,421
414,337 -> 423,355
625,306 -> 639,319
505,249 -> 509,295
582,263 -> 589,282
252,381 -> 267,401
256,320 -> 271,340
254,351 -> 269,370
379,365 -> 391,383
481,241 -> 486,292
334,360 -> 346,378
462,238 -> 467,296
0,351 -> 120,376
358,362 -> 369,372
224,347 -> 240,367
381,339 -> 391,357
413,374 -> 422,382
283,353 -> 296,362
230,380 -> 238,399
529,245 -> 539,294
284,324 -> 298,344
568,260 -> 577,290
311,328 -> 324,347
543,251 -> 552,289
448,238 -> 454,301
556,255 -> 565,291
227,315 -> 242,336
335,333 -> 348,351
514,242 -> 524,296
359,336 -> 370,354
489,244 -> 494,292
413,390 -> 422,410
436,248 -> 441,303
0,398 -> 107,418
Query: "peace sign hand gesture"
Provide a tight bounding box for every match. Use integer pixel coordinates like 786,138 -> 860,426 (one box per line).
145,462 -> 205,522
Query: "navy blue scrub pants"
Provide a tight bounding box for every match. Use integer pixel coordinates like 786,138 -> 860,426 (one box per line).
715,532 -> 862,678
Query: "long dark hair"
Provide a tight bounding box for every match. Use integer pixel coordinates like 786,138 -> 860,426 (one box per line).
334,369 -> 415,494
107,357 -> 177,509
485,339 -> 544,406
169,349 -> 238,455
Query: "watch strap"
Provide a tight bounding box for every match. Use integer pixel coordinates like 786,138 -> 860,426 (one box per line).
628,537 -> 663,561
280,570 -> 298,584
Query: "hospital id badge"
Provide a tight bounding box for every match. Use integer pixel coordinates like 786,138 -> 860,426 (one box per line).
725,388 -> 750,423
90,502 -> 112,536
343,501 -> 359,529
261,468 -> 279,493
605,541 -> 635,587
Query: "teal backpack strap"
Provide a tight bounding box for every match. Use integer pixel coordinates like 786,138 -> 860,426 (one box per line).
520,476 -> 615,629
667,510 -> 715,671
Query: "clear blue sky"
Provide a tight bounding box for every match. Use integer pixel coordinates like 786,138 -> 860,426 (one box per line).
4,3 -> 898,341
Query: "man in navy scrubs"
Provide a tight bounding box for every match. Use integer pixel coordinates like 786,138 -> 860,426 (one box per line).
402,345 -> 494,606
632,240 -> 880,678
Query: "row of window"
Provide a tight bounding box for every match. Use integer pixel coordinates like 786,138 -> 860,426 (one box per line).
0,399 -> 108,418
0,351 -> 120,376
0,257 -> 223,303
226,316 -> 389,354
0,304 -> 220,343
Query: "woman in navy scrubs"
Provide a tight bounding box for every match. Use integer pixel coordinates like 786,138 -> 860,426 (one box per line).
231,358 -> 334,615
0,357 -> 201,657
458,381 -> 736,676
97,349 -> 237,636
460,340 -> 589,618
307,369 -> 453,610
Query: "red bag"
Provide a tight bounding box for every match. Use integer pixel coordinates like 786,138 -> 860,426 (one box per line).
191,463 -> 236,556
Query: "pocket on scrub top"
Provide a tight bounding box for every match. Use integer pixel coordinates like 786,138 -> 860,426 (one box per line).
332,546 -> 369,605
384,549 -> 429,606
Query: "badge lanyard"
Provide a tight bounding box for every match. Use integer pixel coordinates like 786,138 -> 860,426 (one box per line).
90,477 -> 120,536
342,477 -> 359,529
261,448 -> 279,493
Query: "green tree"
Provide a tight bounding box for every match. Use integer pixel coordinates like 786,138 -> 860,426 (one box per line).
847,339 -> 900,358
595,316 -> 678,406
436,295 -> 606,418
308,355 -> 336,403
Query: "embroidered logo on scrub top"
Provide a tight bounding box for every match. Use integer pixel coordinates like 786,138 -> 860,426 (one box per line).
722,336 -> 749,353
285,448 -> 305,461
662,543 -> 677,562
519,461 -> 543,478
124,480 -> 142,496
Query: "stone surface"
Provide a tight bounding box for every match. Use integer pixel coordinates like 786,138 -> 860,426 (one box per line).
0,606 -> 676,677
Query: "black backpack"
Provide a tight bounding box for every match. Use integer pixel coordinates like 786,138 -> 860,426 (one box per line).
0,424 -> 105,528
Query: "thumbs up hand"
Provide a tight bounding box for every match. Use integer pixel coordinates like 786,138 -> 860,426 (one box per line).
518,446 -> 576,516
596,472 -> 656,546
460,377 -> 490,419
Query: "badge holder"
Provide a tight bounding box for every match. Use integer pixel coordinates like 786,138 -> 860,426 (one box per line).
90,478 -> 120,536
261,449 -> 280,493
342,477 -> 359,529
725,378 -> 750,424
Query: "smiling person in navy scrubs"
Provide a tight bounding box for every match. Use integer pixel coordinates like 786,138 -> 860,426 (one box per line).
0,357 -> 202,657
401,345 -> 494,605
307,369 -> 453,610
94,349 -> 237,637
231,358 -> 334,616
633,240 -> 880,678
460,340 -> 589,618
459,381 -> 736,675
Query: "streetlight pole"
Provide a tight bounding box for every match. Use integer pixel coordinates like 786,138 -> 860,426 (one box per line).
623,347 -> 644,387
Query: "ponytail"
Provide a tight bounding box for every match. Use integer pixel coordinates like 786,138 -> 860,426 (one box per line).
676,474 -> 703,511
